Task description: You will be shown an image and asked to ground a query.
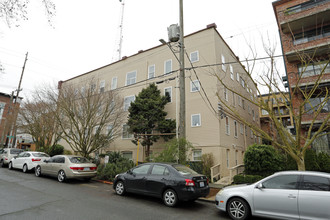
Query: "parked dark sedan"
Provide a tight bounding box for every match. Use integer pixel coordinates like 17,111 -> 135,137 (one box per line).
113,162 -> 210,207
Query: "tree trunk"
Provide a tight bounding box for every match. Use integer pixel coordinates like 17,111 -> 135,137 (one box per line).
296,156 -> 306,171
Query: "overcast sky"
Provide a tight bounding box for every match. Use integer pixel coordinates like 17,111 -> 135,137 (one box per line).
0,0 -> 282,98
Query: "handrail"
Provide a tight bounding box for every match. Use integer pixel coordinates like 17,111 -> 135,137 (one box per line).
210,163 -> 221,183
229,164 -> 245,182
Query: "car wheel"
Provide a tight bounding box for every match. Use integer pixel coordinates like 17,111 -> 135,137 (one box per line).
163,189 -> 178,207
115,181 -> 126,196
58,170 -> 66,183
0,160 -> 4,168
8,162 -> 13,170
35,166 -> 42,177
22,164 -> 28,173
227,198 -> 251,220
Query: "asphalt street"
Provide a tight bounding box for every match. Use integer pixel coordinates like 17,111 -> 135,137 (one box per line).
0,167 -> 231,220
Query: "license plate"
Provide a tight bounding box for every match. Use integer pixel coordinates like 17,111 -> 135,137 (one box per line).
200,181 -> 205,187
83,167 -> 90,171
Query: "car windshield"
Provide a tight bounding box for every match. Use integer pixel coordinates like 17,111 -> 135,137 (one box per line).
172,165 -> 198,175
69,157 -> 90,163
32,153 -> 49,157
10,149 -> 23,154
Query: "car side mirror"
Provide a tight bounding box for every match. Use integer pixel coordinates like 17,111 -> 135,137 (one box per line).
44,159 -> 48,163
256,183 -> 264,189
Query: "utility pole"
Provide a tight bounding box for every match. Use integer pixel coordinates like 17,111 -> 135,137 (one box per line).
11,52 -> 28,147
178,0 -> 185,140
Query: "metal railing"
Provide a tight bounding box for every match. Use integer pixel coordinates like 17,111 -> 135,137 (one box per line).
229,164 -> 245,182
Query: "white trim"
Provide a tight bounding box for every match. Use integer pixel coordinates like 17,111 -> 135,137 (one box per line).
111,77 -> 118,90
190,80 -> 200,92
191,114 -> 201,127
190,51 -> 199,63
164,59 -> 172,75
126,70 -> 137,86
148,64 -> 155,79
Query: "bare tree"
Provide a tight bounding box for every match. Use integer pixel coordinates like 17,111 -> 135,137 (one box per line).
53,81 -> 125,158
0,0 -> 55,27
214,43 -> 329,171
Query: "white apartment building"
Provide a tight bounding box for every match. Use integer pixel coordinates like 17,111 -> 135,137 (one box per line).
59,24 -> 260,177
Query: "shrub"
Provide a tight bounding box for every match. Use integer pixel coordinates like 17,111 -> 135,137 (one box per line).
317,152 -> 330,173
244,144 -> 284,176
233,174 -> 263,184
188,161 -> 203,174
48,144 -> 64,156
201,153 -> 214,180
96,151 -> 134,181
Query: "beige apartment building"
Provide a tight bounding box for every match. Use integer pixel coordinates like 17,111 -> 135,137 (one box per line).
59,24 -> 260,177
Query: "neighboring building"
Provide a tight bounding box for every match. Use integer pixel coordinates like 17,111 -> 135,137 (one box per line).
0,92 -> 21,147
258,92 -> 293,144
59,24 -> 260,177
273,0 -> 330,154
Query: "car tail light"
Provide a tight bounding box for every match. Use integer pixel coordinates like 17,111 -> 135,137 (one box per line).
70,167 -> 84,171
90,167 -> 97,171
32,158 -> 41,162
4,157 -> 8,161
185,179 -> 195,186
207,178 -> 209,184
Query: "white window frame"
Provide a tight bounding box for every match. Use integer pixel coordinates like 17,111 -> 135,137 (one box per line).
148,64 -> 155,79
0,102 -> 5,120
225,116 -> 230,135
236,73 -> 240,82
230,65 -> 234,80
190,80 -> 200,92
221,54 -> 226,72
164,87 -> 172,103
224,87 -> 228,101
190,51 -> 199,63
240,123 -> 244,134
99,80 -> 105,93
126,71 -> 137,85
191,114 -> 201,127
193,150 -> 202,161
124,95 -> 135,111
111,77 -> 118,90
164,59 -> 172,75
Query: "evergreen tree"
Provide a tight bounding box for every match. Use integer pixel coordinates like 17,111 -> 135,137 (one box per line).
127,84 -> 176,160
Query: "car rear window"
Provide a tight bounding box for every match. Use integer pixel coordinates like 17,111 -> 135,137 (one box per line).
172,165 -> 198,175
10,149 -> 23,154
69,157 -> 90,163
32,153 -> 49,157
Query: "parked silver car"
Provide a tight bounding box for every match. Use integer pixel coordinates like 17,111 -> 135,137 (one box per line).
215,171 -> 330,220
0,148 -> 24,167
35,155 -> 97,182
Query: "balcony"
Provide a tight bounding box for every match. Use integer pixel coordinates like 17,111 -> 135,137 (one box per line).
279,0 -> 330,34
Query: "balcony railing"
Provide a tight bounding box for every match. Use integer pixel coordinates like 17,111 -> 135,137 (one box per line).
285,0 -> 330,15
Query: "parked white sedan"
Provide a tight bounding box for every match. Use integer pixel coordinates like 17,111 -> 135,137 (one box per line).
9,151 -> 50,173
215,171 -> 330,220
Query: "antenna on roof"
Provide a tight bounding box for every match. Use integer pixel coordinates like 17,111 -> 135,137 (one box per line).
112,0 -> 125,62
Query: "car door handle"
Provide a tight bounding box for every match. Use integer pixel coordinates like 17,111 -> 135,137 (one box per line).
288,194 -> 296,199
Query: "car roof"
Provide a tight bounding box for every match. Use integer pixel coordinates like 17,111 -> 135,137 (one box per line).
274,170 -> 330,178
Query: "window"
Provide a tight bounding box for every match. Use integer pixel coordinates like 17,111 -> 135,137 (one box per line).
230,65 -> 234,80
132,164 -> 151,175
225,116 -> 230,135
164,87 -> 172,102
250,129 -> 254,138
93,126 -> 100,134
234,121 -> 238,138
226,149 -> 230,168
262,109 -> 269,115
193,150 -> 202,161
238,96 -> 242,106
81,87 -> 85,96
164,59 -> 172,75
245,125 -> 248,136
106,125 -> 113,136
151,165 -> 170,175
232,92 -> 236,106
235,150 -> 238,165
124,96 -> 135,111
111,77 -> 117,90
301,175 -> 330,191
122,124 -> 133,139
236,73 -> 240,82
191,80 -> 200,92
191,114 -> 201,127
248,105 -> 251,114
262,175 -> 299,189
252,109 -> 255,121
240,78 -> 245,88
99,80 -> 105,93
242,99 -> 245,109
90,83 -> 96,93
148,65 -> 155,79
0,102 -> 5,120
126,71 -> 137,85
221,55 -> 226,72
240,123 -> 244,134
224,87 -> 228,101
122,151 -> 133,160
304,95 -> 330,113
190,51 -> 199,63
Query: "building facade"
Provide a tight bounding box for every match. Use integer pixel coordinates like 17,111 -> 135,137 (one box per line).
59,24 -> 260,177
273,0 -> 330,154
258,92 -> 294,144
